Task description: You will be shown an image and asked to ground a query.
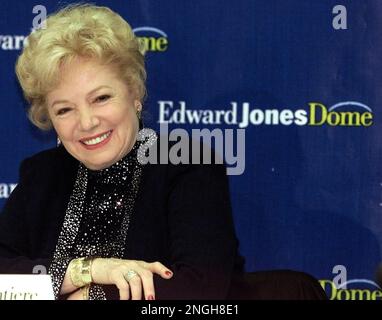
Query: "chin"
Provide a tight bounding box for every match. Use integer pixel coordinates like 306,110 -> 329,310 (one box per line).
80,158 -> 110,170
90,161 -> 113,170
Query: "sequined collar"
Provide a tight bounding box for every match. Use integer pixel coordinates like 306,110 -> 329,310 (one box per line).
86,140 -> 140,185
49,129 -> 158,299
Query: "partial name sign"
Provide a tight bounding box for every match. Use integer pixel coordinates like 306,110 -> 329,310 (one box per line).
0,275 -> 54,300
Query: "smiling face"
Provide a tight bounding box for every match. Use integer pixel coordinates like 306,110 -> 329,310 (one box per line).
47,57 -> 141,170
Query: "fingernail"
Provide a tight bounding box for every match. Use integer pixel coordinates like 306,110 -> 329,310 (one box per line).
148,295 -> 155,300
165,271 -> 172,276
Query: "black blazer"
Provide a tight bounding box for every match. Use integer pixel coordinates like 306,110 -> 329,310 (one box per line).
0,144 -> 244,299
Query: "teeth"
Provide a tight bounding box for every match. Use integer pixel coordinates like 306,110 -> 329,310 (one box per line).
82,131 -> 111,145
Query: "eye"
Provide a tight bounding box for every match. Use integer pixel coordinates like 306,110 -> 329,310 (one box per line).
94,94 -> 111,103
56,107 -> 72,116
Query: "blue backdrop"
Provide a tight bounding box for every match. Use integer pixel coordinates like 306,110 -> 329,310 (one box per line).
1,0 -> 381,299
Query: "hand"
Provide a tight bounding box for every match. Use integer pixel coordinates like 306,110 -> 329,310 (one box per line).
91,258 -> 173,300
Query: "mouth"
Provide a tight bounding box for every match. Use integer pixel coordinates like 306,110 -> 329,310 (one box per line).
79,130 -> 113,150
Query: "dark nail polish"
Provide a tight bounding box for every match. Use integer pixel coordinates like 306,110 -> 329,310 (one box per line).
148,295 -> 155,300
165,271 -> 172,276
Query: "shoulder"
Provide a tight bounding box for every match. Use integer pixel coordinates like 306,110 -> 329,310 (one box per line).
19,145 -> 78,180
142,134 -> 228,186
22,145 -> 76,168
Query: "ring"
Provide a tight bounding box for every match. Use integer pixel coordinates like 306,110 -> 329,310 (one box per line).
124,270 -> 138,281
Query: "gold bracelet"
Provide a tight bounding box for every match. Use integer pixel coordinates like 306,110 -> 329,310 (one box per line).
69,257 -> 93,288
82,285 -> 90,300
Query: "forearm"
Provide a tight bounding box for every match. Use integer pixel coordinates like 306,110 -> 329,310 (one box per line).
59,266 -> 78,295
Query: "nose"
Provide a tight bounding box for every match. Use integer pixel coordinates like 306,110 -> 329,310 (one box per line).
78,107 -> 100,131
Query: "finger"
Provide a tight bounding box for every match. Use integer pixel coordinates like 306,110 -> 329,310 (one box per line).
143,261 -> 173,279
112,273 -> 130,300
126,272 -> 142,300
138,269 -> 155,300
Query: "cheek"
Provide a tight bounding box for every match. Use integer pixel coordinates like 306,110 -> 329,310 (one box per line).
51,122 -> 64,138
114,108 -> 138,130
52,120 -> 75,141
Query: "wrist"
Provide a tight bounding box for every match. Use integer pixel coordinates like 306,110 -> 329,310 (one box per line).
69,257 -> 93,288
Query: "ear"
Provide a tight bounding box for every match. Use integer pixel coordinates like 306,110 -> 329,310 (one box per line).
134,100 -> 142,112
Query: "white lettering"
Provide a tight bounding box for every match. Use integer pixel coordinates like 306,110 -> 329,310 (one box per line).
225,103 -> 238,124
0,183 -> 17,198
239,102 -> 249,128
249,109 -> 265,125
294,109 -> 308,125
333,5 -> 347,30
280,109 -> 294,125
158,100 -> 172,123
137,125 -> 246,175
156,100 -> 328,127
333,264 -> 347,289
32,5 -> 47,30
0,35 -> 27,50
141,304 -> 176,317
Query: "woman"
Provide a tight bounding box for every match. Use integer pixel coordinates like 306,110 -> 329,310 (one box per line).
0,4 -> 244,300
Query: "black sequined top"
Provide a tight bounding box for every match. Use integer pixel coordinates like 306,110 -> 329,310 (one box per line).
0,132 -> 244,300
49,133 -> 153,299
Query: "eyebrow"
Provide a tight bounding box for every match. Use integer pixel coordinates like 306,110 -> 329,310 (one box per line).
50,85 -> 113,108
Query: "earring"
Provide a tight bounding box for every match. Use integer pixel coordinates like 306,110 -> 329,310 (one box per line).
57,136 -> 62,146
136,109 -> 141,120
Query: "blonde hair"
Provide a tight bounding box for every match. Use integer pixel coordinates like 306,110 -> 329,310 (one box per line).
16,3 -> 146,130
